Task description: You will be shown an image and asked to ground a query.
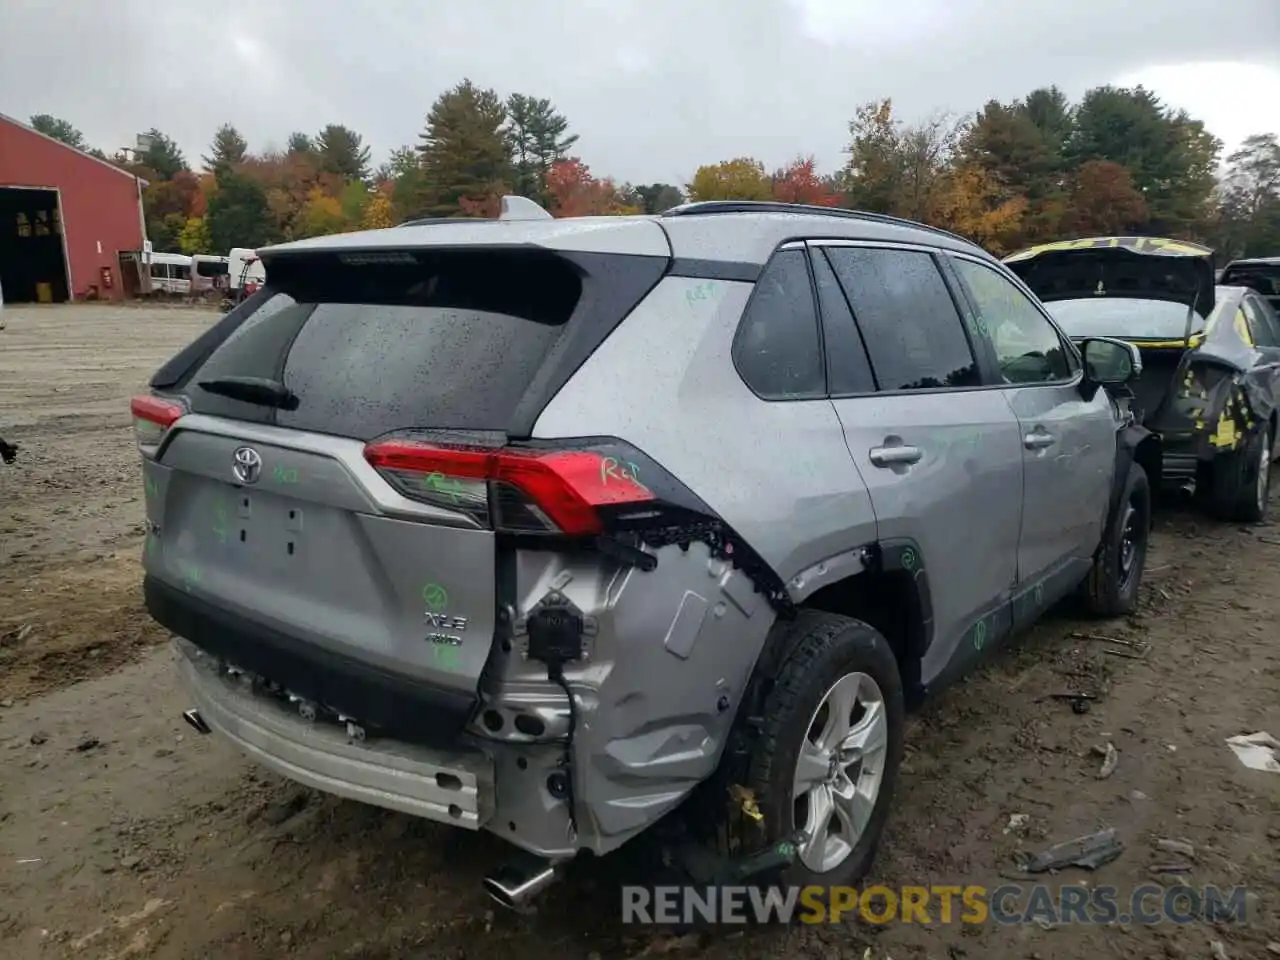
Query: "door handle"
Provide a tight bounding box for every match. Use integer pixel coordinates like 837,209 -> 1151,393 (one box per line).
869,444 -> 923,467
1024,431 -> 1056,450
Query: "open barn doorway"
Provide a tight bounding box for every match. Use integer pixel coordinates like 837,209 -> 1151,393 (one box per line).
0,187 -> 70,303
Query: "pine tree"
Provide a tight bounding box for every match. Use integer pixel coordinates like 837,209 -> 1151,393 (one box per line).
416,79 -> 513,217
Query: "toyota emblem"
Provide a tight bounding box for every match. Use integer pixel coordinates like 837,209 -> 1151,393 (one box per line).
232,446 -> 263,484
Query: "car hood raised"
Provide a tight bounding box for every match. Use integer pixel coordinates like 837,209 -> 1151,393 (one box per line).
1003,236 -> 1216,318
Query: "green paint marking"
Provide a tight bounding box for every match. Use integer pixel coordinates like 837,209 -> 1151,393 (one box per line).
422,583 -> 448,612
273,465 -> 299,484
433,645 -> 461,670
901,547 -> 918,572
973,619 -> 987,651
1034,582 -> 1044,606
684,281 -> 719,306
213,500 -> 229,543
145,476 -> 158,499
418,471 -> 465,503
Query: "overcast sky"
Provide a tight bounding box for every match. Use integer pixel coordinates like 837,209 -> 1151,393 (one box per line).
3,0 -> 1279,184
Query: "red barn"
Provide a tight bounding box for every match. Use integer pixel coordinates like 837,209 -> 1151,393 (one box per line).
0,113 -> 147,303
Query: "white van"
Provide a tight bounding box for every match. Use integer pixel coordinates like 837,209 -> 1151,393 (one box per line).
147,252 -> 193,296
191,254 -> 230,295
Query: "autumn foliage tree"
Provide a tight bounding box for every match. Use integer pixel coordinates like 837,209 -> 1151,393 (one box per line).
1063,160 -> 1150,235
687,158 -> 772,201
546,158 -> 637,217
771,157 -> 841,205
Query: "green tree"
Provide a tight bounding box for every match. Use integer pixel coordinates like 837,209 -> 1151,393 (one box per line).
286,132 -> 314,155
207,170 -> 278,251
315,124 -> 371,181
416,79 -> 514,217
339,179 -> 370,224
202,124 -> 248,172
1216,134 -> 1280,258
634,183 -> 684,213
842,100 -> 957,220
506,93 -> 578,203
177,216 -> 214,255
1067,85 -> 1221,234
29,114 -> 87,150
297,188 -> 348,238
138,128 -> 189,180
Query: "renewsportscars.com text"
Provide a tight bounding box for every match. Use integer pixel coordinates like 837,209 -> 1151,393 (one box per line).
621,883 -> 1250,925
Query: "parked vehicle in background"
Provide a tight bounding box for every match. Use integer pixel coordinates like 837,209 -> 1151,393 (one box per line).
228,248 -> 265,293
1006,236 -> 1280,522
131,198 -> 1151,910
191,255 -> 230,297
147,252 -> 193,296
1220,257 -> 1280,312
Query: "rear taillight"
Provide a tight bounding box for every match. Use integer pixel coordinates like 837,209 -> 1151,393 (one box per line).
130,395 -> 185,454
363,440 -> 656,535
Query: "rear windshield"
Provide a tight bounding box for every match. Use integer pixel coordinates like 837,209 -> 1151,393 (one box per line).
1220,263 -> 1280,302
1047,297 -> 1207,341
180,249 -> 583,440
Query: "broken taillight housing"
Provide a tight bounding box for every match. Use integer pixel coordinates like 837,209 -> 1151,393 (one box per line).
130,395 -> 186,456
362,439 -> 658,535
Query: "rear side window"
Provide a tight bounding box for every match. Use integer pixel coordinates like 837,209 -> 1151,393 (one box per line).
1242,296 -> 1280,347
181,249 -> 585,439
821,247 -> 979,391
732,249 -> 825,400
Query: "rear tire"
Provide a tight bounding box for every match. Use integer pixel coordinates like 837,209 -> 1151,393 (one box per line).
1079,462 -> 1150,617
739,610 -> 905,891
1206,426 -> 1271,523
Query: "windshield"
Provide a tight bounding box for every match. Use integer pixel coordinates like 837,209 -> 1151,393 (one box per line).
1047,298 -> 1207,341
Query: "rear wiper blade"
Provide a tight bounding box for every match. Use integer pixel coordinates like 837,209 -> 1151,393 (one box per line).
196,376 -> 299,410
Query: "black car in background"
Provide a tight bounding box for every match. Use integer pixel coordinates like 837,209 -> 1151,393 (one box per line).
1006,237 -> 1280,523
1220,257 -> 1280,313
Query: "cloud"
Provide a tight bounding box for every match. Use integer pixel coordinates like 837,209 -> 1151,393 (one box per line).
2,0 -> 1278,183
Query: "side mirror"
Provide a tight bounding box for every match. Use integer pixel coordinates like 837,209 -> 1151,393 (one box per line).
1080,337 -> 1143,386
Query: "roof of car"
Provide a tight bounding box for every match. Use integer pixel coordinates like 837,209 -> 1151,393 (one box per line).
1224,256 -> 1280,266
262,200 -> 991,269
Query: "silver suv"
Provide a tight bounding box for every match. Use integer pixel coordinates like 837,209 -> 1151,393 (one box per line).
133,198 -> 1154,907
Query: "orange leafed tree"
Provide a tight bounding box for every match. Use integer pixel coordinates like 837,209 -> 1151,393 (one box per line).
546,158 -> 634,217
771,156 -> 841,206
1065,160 -> 1150,235
930,164 -> 1027,254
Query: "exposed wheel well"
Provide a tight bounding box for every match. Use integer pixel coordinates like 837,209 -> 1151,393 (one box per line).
802,570 -> 927,706
1133,434 -> 1163,505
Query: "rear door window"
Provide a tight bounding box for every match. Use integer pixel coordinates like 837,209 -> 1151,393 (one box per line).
179,249 -> 585,439
821,246 -> 979,391
732,248 -> 826,400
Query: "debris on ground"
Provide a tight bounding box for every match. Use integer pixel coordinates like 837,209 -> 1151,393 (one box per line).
1094,742 -> 1119,779
74,736 -> 101,752
1016,828 -> 1124,873
1210,940 -> 1230,960
1155,838 -> 1196,859
1225,732 -> 1280,772
1004,813 -> 1030,834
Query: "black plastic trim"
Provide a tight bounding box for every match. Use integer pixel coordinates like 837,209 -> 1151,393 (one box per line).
667,258 -> 762,282
145,575 -> 476,747
873,537 -> 936,657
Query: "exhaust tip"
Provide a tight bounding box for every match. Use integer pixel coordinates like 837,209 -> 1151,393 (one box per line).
182,709 -> 211,734
483,855 -> 560,910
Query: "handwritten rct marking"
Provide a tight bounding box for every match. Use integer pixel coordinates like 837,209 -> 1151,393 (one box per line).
422,583 -> 448,613
599,456 -> 642,486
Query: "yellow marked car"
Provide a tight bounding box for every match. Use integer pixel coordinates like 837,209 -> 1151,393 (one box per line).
1005,236 -> 1280,523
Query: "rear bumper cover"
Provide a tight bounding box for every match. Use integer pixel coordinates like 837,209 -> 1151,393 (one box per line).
175,638 -> 495,828
144,575 -> 477,746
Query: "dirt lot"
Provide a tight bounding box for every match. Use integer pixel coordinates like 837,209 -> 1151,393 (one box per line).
2,304 -> 1279,960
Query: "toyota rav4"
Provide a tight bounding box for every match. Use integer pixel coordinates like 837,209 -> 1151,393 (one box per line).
133,198 -> 1154,909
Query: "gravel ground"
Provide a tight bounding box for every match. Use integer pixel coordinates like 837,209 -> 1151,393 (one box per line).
1,304 -> 1279,960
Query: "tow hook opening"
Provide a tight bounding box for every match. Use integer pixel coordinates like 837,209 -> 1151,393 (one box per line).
483,852 -> 561,910
182,708 -> 211,735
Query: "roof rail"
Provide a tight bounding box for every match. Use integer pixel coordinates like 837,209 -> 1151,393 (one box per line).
397,216 -> 485,227
661,200 -> 970,244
